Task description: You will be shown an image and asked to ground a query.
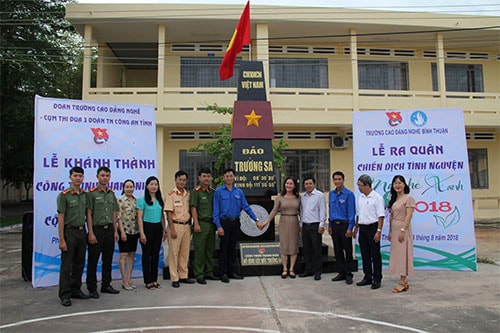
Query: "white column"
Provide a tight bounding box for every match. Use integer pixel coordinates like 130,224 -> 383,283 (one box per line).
255,23 -> 269,99
156,24 -> 166,186
82,24 -> 93,99
350,29 -> 359,112
435,33 -> 447,106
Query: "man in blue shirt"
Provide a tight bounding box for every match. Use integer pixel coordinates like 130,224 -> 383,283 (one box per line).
213,168 -> 262,283
328,171 -> 356,284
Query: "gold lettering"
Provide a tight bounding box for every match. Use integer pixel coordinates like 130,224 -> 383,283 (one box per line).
241,80 -> 251,89
243,71 -> 263,78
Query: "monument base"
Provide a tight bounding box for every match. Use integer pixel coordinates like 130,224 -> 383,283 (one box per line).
162,243 -> 358,279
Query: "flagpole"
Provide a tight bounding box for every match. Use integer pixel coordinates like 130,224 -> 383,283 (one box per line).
248,0 -> 252,61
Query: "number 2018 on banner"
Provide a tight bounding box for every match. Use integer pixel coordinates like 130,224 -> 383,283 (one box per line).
414,201 -> 452,213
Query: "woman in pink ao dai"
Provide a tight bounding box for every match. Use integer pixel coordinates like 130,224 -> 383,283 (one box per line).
388,175 -> 415,293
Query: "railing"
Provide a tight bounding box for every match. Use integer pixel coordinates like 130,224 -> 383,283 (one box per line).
85,87 -> 500,114
472,197 -> 500,220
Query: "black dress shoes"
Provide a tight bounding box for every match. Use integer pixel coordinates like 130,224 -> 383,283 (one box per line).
88,290 -> 99,298
331,274 -> 346,282
172,281 -> 180,288
179,278 -> 195,284
220,274 -> 230,283
314,273 -> 321,281
346,275 -> 353,285
228,273 -> 244,280
371,281 -> 381,289
205,275 -> 220,281
71,291 -> 90,299
196,278 -> 207,285
356,278 -> 373,286
61,298 -> 71,306
299,272 -> 312,278
101,285 -> 120,294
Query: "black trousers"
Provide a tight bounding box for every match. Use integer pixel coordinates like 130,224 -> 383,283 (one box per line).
59,228 -> 87,299
218,219 -> 241,276
140,222 -> 163,284
301,223 -> 322,275
86,226 -> 114,291
358,223 -> 382,282
331,222 -> 353,276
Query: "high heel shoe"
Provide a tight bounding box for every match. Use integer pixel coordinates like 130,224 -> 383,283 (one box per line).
122,283 -> 134,291
281,269 -> 288,279
392,282 -> 410,293
289,271 -> 296,279
392,284 -> 406,293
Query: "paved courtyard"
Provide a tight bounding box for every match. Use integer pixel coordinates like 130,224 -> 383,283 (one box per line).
0,219 -> 499,332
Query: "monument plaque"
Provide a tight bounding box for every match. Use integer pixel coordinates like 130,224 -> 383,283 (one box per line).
240,242 -> 281,266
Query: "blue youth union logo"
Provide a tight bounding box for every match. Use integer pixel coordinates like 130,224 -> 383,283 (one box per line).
410,111 -> 428,127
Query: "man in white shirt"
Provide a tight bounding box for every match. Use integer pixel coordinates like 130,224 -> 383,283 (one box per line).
353,174 -> 385,290
299,177 -> 326,281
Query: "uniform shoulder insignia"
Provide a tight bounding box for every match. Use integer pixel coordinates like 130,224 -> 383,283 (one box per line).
168,190 -> 175,195
90,187 -> 98,192
209,186 -> 215,191
194,186 -> 201,191
81,189 -> 87,193
62,189 -> 71,194
108,188 -> 114,193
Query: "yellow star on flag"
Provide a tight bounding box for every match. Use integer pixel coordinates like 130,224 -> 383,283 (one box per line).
244,110 -> 262,127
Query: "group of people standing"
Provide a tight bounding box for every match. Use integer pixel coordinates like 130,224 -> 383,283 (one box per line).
263,171 -> 415,293
57,166 -> 165,306
56,165 -> 415,307
351,173 -> 415,293
56,166 -> 261,306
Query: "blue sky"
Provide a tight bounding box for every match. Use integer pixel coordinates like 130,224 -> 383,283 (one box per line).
76,1 -> 500,16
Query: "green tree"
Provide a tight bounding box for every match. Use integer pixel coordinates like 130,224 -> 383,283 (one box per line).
1,0 -> 83,200
190,103 -> 288,187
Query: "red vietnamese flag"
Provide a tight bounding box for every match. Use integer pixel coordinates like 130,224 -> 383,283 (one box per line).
219,1 -> 250,81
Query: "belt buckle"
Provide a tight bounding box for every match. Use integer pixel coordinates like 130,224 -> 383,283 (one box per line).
103,225 -> 109,229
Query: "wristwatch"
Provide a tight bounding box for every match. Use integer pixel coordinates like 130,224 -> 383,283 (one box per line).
377,228 -> 381,232
400,228 -> 406,232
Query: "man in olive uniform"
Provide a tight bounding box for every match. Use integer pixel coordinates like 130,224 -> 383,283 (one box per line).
190,167 -> 219,284
57,166 -> 90,306
86,166 -> 120,298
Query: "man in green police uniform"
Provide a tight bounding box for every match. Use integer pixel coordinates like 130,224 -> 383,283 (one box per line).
190,167 -> 219,284
86,166 -> 120,298
57,166 -> 90,306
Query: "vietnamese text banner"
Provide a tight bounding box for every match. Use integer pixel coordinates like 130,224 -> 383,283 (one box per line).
353,108 -> 476,271
33,96 -> 159,287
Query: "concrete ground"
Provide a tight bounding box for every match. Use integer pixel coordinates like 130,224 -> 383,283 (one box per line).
0,216 -> 499,332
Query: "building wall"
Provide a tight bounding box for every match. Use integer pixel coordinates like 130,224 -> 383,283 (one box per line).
126,69 -> 157,87
97,45 -> 124,88
468,132 -> 500,219
66,4 -> 500,219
